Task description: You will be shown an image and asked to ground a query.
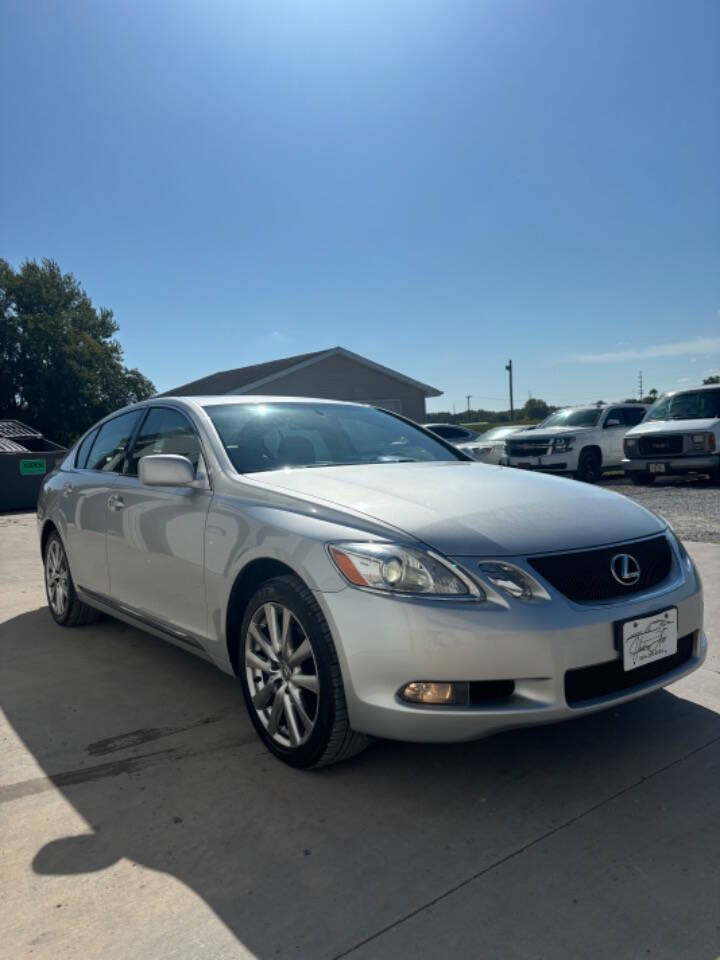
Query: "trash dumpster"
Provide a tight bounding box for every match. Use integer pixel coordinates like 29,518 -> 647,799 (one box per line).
0,420 -> 67,512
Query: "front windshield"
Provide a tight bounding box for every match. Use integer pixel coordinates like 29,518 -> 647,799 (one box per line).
204,402 -> 464,473
539,408 -> 601,428
647,389 -> 720,421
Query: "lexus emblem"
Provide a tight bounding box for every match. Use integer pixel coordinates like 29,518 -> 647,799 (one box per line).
610,553 -> 641,586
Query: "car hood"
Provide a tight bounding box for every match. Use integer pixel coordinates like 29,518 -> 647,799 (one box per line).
253,461 -> 665,557
509,426 -> 591,442
627,417 -> 718,436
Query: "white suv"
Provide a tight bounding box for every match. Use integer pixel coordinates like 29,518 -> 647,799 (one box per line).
622,385 -> 720,485
502,404 -> 649,482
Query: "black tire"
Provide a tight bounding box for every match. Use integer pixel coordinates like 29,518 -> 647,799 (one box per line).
43,532 -> 102,627
629,472 -> 656,486
238,574 -> 369,769
575,449 -> 602,483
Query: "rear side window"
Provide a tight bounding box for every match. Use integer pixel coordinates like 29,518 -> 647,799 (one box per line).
86,411 -> 143,472
75,428 -> 98,468
623,407 -> 646,426
125,407 -> 200,476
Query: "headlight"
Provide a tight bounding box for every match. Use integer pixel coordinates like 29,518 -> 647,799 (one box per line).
624,437 -> 638,450
665,527 -> 694,574
476,561 -> 540,600
690,433 -> 707,450
328,542 -> 484,598
551,436 -> 575,452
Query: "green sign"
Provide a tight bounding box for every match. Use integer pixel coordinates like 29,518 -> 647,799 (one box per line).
19,458 -> 47,476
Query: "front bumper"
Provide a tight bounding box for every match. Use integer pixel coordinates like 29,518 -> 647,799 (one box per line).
500,453 -> 571,473
315,546 -> 705,742
623,455 -> 719,476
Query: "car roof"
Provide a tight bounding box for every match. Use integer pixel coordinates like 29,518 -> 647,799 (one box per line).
553,403 -> 648,411
659,384 -> 720,397
423,422 -> 467,428
157,395 -> 370,409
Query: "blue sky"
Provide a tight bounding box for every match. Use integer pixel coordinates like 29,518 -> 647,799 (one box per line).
2,0 -> 718,411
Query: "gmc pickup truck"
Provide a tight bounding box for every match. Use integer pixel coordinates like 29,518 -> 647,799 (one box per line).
623,385 -> 720,484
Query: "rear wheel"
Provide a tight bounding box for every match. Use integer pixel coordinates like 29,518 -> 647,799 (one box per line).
575,449 -> 602,483
238,574 -> 368,768
44,532 -> 101,626
629,472 -> 656,486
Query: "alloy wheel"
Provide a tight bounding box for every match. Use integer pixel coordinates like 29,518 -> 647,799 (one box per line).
244,602 -> 320,748
45,539 -> 69,617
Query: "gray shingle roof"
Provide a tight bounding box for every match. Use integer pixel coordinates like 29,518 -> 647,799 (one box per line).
159,350 -> 327,397
159,347 -> 442,398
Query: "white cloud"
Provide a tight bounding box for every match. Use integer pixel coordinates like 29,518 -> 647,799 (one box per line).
560,337 -> 720,364
677,377 -> 690,383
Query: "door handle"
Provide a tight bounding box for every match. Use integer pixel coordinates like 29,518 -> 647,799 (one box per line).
107,494 -> 125,511
62,482 -> 73,497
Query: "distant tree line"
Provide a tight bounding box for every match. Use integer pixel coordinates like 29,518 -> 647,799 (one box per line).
426,397 -> 556,425
0,258 -> 155,446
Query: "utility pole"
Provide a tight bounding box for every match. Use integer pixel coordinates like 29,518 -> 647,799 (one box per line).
466,394 -> 472,414
505,360 -> 514,421
638,370 -> 644,401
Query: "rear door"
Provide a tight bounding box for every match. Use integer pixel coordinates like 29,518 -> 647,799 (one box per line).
60,412 -> 143,597
106,406 -> 212,643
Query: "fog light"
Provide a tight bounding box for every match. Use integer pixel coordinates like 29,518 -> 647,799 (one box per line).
400,681 -> 469,705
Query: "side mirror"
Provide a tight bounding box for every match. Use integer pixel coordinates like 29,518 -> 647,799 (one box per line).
138,454 -> 195,486
605,418 -> 622,428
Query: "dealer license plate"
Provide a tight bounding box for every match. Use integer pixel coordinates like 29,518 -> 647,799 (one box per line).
620,608 -> 677,671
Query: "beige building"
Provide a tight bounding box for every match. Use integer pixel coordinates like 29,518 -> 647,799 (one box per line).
161,347 -> 442,422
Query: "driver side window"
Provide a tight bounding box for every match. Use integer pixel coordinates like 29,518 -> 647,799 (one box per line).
125,407 -> 201,477
603,408 -> 625,428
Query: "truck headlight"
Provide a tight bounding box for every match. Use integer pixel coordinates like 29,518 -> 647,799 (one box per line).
690,433 -> 707,450
328,543 -> 484,599
551,436 -> 575,452
624,437 -> 638,453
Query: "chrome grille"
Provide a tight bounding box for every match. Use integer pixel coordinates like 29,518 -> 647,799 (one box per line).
506,439 -> 552,458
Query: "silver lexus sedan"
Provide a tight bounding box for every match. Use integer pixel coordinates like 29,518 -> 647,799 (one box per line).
37,396 -> 706,768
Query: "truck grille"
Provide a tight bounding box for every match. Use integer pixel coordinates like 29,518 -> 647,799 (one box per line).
506,439 -> 551,458
565,632 -> 694,706
528,535 -> 673,603
638,435 -> 683,456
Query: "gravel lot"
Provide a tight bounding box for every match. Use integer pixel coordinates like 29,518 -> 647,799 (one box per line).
601,475 -> 720,543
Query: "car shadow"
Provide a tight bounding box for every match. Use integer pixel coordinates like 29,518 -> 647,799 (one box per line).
2,607 -> 719,959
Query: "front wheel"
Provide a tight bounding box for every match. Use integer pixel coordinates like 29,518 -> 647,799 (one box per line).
629,472 -> 656,486
239,574 -> 368,768
575,449 -> 602,483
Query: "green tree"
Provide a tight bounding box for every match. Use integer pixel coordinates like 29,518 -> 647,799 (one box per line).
0,258 -> 155,446
523,397 -> 553,421
703,375 -> 719,385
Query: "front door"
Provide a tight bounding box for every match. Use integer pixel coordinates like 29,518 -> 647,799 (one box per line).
106,406 -> 211,643
601,407 -> 627,466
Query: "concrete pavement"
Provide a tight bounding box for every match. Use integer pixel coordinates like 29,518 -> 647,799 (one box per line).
1,514 -> 718,959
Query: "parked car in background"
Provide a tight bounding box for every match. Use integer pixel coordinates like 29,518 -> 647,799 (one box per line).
502,404 -> 649,482
460,425 -> 525,464
423,422 -> 480,444
623,385 -> 720,485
